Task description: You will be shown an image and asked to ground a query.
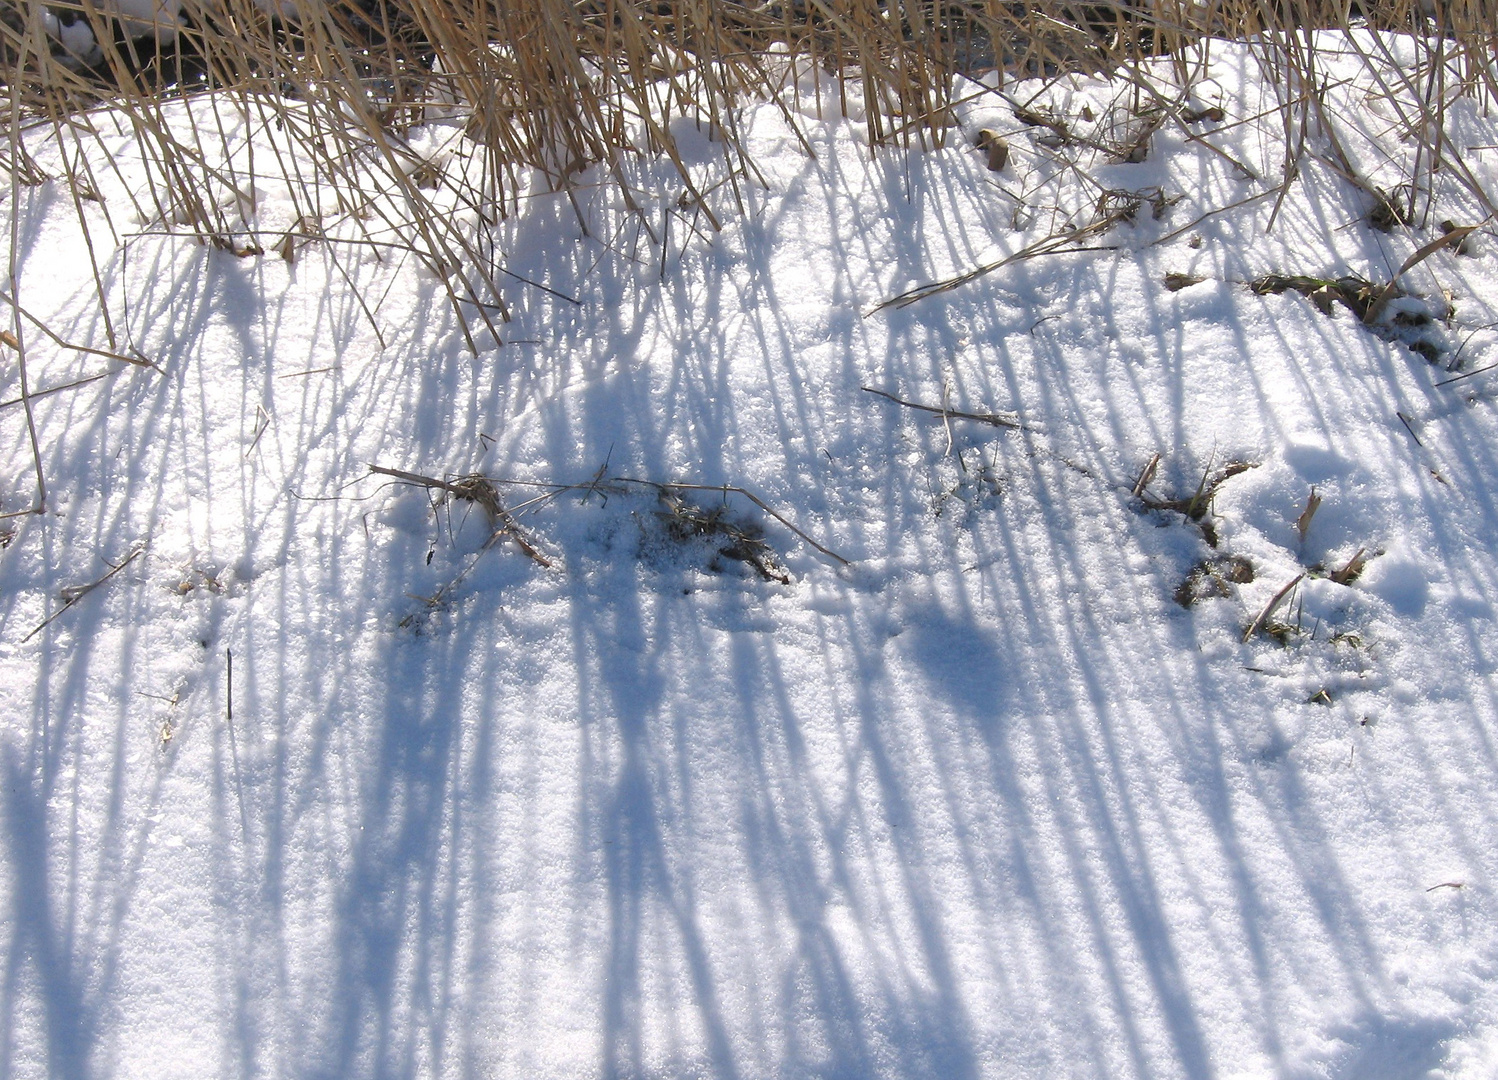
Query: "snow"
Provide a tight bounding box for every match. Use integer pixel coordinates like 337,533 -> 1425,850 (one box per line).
4,33 -> 1498,1080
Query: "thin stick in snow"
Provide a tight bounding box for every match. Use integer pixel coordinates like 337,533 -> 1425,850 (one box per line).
1434,359 -> 1498,387
0,288 -> 156,368
870,232 -> 1118,312
0,370 -> 112,412
862,385 -> 1029,430
224,647 -> 249,837
1132,453 -> 1161,497
23,542 -> 147,643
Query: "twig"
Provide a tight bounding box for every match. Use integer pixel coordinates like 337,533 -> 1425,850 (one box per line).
1132,453 -> 1161,497
6,79 -> 45,513
491,505 -> 551,567
368,464 -> 472,499
1148,188 -> 1279,248
224,646 -> 249,836
245,404 -> 271,459
0,288 -> 156,368
278,365 -> 340,379
0,370 -> 111,411
23,542 -> 147,643
862,386 -> 1029,430
1434,359 -> 1498,387
870,232 -> 1118,312
940,380 -> 954,458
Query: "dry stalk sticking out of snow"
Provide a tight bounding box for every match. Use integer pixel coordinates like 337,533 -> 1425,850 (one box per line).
23,540 -> 148,643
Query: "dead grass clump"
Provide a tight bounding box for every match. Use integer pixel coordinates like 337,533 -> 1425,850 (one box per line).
1250,273 -> 1381,319
9,0 -> 1493,236
370,463 -> 841,597
651,488 -> 790,584
369,465 -> 552,566
1368,185 -> 1414,232
1249,272 -> 1453,362
2,2 -> 1492,335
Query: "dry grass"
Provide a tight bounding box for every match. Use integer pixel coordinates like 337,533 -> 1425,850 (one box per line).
3,0 -> 1492,276
2,0 -> 1496,513
6,0 -> 1493,220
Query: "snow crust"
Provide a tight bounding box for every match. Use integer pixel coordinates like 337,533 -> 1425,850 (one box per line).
3,36 -> 1498,1080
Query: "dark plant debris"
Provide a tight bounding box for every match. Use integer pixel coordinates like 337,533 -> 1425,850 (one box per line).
1325,547 -> 1375,585
1182,105 -> 1226,124
975,128 -> 1009,171
1249,273 -> 1381,319
1014,105 -> 1069,140
1368,185 -> 1413,231
1095,186 -> 1178,226
1163,271 -> 1205,291
1441,220 -> 1476,256
1248,273 -> 1449,362
654,490 -> 790,584
1175,554 -> 1255,608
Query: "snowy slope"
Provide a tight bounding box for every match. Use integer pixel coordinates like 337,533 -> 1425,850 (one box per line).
3,35 -> 1498,1080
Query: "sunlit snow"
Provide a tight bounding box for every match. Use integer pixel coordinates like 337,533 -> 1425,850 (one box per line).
3,35 -> 1498,1080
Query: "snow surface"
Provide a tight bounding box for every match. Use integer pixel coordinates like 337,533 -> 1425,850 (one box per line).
3,34 -> 1498,1080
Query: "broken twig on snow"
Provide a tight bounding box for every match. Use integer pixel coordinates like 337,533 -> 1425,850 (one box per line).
24,541 -> 148,643
870,232 -> 1118,312
862,386 -> 1029,431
